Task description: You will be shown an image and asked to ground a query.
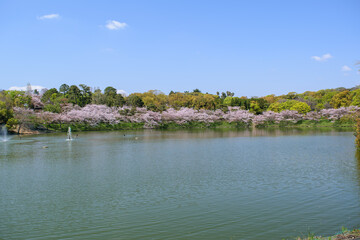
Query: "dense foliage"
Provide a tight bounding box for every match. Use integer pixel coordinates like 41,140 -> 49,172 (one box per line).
2,84 -> 360,131
12,105 -> 359,130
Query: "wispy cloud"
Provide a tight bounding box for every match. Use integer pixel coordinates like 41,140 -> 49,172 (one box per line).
105,20 -> 127,30
9,85 -> 46,91
37,14 -> 60,20
311,53 -> 333,62
341,65 -> 352,72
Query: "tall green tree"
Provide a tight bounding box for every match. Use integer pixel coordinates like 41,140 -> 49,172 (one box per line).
91,89 -> 105,105
67,85 -> 81,105
104,86 -> 117,96
59,84 -> 69,95
127,94 -> 144,107
103,86 -> 125,107
79,84 -> 92,107
41,88 -> 59,104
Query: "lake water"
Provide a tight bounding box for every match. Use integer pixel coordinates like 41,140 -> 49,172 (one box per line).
1,129 -> 359,239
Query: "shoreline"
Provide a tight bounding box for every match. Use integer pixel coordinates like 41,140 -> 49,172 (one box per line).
295,228 -> 360,240
8,120 -> 355,136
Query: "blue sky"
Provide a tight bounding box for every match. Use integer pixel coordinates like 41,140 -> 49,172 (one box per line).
0,0 -> 359,97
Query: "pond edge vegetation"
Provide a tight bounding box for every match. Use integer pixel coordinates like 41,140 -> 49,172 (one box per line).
292,227 -> 360,240
1,84 -> 360,146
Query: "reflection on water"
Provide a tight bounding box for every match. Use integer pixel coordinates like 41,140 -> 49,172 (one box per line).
71,127 -> 354,142
0,129 -> 359,240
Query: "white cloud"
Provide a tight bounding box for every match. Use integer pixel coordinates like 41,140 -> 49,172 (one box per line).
106,20 -> 127,30
341,65 -> 352,71
9,85 -> 46,91
37,14 -> 60,20
311,53 -> 333,62
117,89 -> 128,96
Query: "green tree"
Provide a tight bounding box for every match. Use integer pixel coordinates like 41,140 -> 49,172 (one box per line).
285,92 -> 297,99
226,91 -> 234,97
103,86 -> 125,107
252,98 -> 268,112
315,103 -> 325,110
41,88 -> 68,112
59,84 -> 70,95
278,100 -> 298,110
43,104 -> 61,113
3,90 -> 32,108
79,84 -> 92,107
91,89 -> 105,105
268,102 -> 281,112
223,96 -> 233,106
330,90 -> 352,108
250,101 -> 261,114
67,85 -> 81,105
41,88 -> 59,104
268,100 -> 305,112
104,86 -> 117,96
321,91 -> 338,105
5,117 -> 18,129
0,101 -> 13,124
111,94 -> 125,107
127,94 -> 144,107
290,102 -> 311,114
351,89 -> 360,106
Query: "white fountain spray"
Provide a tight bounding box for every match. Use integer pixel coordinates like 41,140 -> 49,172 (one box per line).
1,125 -> 9,142
66,127 -> 73,141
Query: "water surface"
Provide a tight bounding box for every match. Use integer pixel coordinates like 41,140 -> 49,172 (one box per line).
1,129 -> 359,239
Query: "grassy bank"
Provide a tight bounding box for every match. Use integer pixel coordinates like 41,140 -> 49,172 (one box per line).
256,119 -> 355,128
294,228 -> 360,240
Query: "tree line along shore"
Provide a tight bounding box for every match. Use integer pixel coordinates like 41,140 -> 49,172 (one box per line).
1,84 -> 360,133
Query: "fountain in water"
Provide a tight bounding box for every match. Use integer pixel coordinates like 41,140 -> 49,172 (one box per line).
1,125 -> 9,142
66,127 -> 73,141
0,125 -> 34,144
